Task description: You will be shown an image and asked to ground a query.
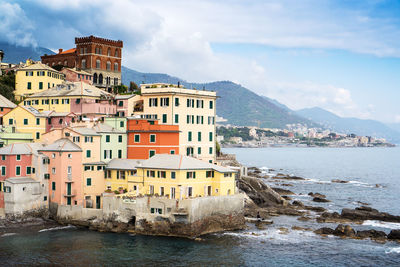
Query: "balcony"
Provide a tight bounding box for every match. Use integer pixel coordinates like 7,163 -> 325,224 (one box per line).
63,189 -> 77,197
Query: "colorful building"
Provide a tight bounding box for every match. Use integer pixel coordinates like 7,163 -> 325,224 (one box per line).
106,154 -> 236,200
3,106 -> 51,141
61,67 -> 93,85
15,61 -> 65,100
41,35 -> 123,91
127,118 -> 179,159
134,83 -> 217,163
22,82 -> 116,118
0,94 -> 16,124
39,139 -> 83,206
0,126 -> 33,147
92,122 -> 127,162
0,143 -> 49,215
115,94 -> 140,117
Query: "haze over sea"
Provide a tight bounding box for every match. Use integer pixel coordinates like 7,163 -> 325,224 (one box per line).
1,147 -> 400,266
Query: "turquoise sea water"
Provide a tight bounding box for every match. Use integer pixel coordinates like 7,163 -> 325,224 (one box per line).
1,147 -> 400,266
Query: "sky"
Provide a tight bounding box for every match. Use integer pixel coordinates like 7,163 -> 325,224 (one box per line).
1,0 -> 400,123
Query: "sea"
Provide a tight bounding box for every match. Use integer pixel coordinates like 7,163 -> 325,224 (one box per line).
1,147 -> 400,266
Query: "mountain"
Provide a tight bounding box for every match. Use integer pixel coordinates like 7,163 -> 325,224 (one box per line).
122,67 -> 314,128
297,107 -> 400,143
0,42 -> 54,63
387,123 -> 400,134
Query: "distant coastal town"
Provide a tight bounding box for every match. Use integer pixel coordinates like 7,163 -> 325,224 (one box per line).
217,124 -> 395,148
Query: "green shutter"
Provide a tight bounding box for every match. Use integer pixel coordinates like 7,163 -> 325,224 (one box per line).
134,134 -> 140,142
175,114 -> 179,123
209,132 -> 213,141
188,132 -> 192,141
198,132 -> 201,141
86,150 -> 91,158
162,114 -> 167,123
16,166 -> 21,175
87,178 -> 92,186
52,182 -> 56,190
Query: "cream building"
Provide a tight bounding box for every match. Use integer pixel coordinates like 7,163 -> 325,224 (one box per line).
15,60 -> 65,100
134,83 -> 217,163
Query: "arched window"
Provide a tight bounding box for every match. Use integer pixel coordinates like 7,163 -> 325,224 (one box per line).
115,49 -> 119,57
58,61 -> 62,65
64,60 -> 67,66
99,74 -> 103,84
106,61 -> 111,71
84,47 -> 87,54
99,47 -> 102,55
114,78 -> 118,85
81,59 -> 86,69
114,62 -> 118,71
93,73 -> 98,83
96,59 -> 100,69
107,48 -> 111,56
106,77 -> 110,85
95,47 -> 99,54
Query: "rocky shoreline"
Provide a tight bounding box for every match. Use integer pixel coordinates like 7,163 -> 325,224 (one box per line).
238,166 -> 400,244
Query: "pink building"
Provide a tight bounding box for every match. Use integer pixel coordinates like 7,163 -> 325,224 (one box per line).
70,98 -> 116,117
46,112 -> 78,132
39,139 -> 83,206
61,68 -> 93,85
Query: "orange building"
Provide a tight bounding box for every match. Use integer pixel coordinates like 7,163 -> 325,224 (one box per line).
127,118 -> 179,159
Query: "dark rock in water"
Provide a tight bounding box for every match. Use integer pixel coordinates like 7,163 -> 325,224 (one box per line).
280,183 -> 293,187
271,174 -> 305,180
334,224 -> 355,237
388,230 -> 400,240
292,200 -> 304,207
341,207 -> 400,223
356,230 -> 386,240
282,196 -> 292,201
308,192 -> 326,198
271,187 -> 295,195
239,176 -> 285,207
314,227 -> 335,235
297,216 -> 312,221
355,206 -> 378,213
313,197 -> 330,203
316,211 -> 341,223
304,206 -> 327,213
331,179 -> 349,183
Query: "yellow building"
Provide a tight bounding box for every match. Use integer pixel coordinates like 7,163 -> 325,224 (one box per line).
3,106 -> 50,141
134,83 -> 217,163
105,154 -> 236,199
15,61 -> 65,100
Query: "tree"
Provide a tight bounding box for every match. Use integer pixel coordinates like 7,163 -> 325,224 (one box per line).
113,84 -> 128,94
216,141 -> 221,156
0,72 -> 15,101
129,81 -> 139,91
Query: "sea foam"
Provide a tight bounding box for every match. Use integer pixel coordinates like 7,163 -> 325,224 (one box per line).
362,220 -> 400,230
38,225 -> 76,232
385,247 -> 400,254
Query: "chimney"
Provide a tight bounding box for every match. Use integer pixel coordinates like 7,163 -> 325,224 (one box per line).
59,49 -> 63,54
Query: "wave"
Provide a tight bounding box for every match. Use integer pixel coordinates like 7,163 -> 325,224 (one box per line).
1,233 -> 17,237
362,220 -> 400,230
38,225 -> 76,232
385,247 -> 400,254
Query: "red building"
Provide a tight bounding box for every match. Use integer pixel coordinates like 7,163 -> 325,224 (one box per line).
127,118 -> 179,159
41,35 -> 123,91
61,68 -> 93,85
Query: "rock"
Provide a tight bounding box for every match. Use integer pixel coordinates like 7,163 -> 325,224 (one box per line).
356,230 -> 386,240
304,206 -> 326,213
255,222 -> 267,230
292,200 -> 304,207
272,175 -> 305,180
333,224 -> 355,237
341,207 -> 400,223
331,179 -> 349,183
314,227 -> 335,235
388,230 -> 400,240
280,183 -> 293,187
194,237 -> 203,241
292,226 -> 312,231
271,187 -> 295,195
313,197 -> 330,203
278,227 -> 289,234
297,216 -> 312,221
308,192 -> 326,198
239,176 -> 285,207
282,196 -> 292,201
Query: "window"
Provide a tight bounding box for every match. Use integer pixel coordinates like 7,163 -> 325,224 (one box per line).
1,166 -> 6,176
162,114 -> 167,123
118,135 -> 122,143
68,154 -> 72,159
198,132 -> 202,141
175,97 -> 179,106
67,166 -> 72,174
24,119 -> 28,125
186,171 -> 196,179
197,147 -> 201,155
36,132 -> 40,140
52,182 -> 56,191
81,59 -> 86,69
120,121 -> 124,128
106,61 -> 111,70
160,97 -> 169,107
149,150 -> 155,158
104,150 -> 112,159
206,171 -> 214,178
27,82 -> 31,90
134,134 -> 140,143
114,62 -> 118,71
149,98 -> 158,107
96,59 -> 100,69
16,166 -> 21,176
87,178 -> 92,186
224,173 -> 233,177
118,150 -> 122,159
147,170 -> 156,178
149,185 -> 154,195
188,187 -> 193,197
1,155 -> 5,160
8,118 -> 13,125
52,167 -> 56,174
149,134 -> 156,143
73,136 -> 80,143
209,132 -> 213,142
16,155 -> 21,161
52,153 -> 56,159
188,131 -> 192,142
44,196 -> 47,201
36,118 -> 40,125
209,147 -> 213,154
170,150 -> 175,155
160,187 -> 165,196
85,136 -> 93,143
115,49 -> 119,57
171,171 -> 176,179
174,114 -> 179,123
86,150 -> 91,158
209,100 -> 214,109
106,135 -> 110,142
39,82 -> 43,90
26,166 -> 32,175
105,170 -> 111,178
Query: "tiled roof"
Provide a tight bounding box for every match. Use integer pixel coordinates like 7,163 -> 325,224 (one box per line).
5,177 -> 39,184
18,62 -> 58,72
71,126 -> 101,136
92,123 -> 124,134
0,143 -> 45,155
27,82 -> 113,98
59,48 -> 76,54
21,106 -> 51,117
49,112 -> 76,117
139,154 -> 234,172
106,159 -> 143,170
39,138 -> 82,152
62,67 -> 91,75
0,95 -> 16,108
115,94 -> 137,100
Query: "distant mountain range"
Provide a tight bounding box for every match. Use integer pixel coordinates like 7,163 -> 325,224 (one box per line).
2,42 -> 400,141
0,42 -> 54,63
297,107 -> 400,143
